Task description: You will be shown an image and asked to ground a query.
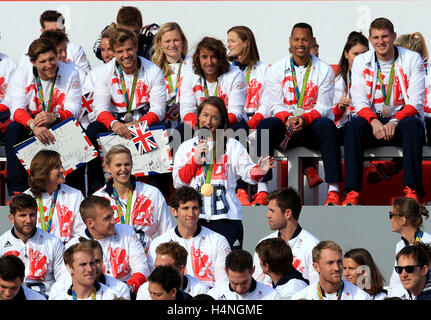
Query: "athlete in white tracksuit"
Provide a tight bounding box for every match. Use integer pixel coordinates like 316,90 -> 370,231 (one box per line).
148,225 -> 231,288
93,177 -> 175,250
0,227 -> 65,297
24,184 -> 86,244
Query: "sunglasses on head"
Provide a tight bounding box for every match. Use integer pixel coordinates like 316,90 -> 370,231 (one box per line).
394,265 -> 420,274
389,211 -> 402,220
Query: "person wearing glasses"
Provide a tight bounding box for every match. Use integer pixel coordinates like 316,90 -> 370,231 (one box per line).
388,197 -> 431,297
395,242 -> 431,300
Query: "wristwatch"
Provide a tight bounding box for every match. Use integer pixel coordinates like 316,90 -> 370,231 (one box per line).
54,113 -> 61,120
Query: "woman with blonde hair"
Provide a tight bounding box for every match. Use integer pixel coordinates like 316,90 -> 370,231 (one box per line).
151,22 -> 192,128
24,150 -> 85,243
93,145 -> 174,250
388,197 -> 431,297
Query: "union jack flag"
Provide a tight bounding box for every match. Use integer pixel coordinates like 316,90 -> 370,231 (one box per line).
164,102 -> 180,121
80,91 -> 94,117
129,121 -> 158,155
279,121 -> 293,150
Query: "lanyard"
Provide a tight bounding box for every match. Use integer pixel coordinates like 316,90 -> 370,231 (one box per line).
415,230 -> 424,243
346,71 -> 352,98
117,64 -> 139,113
375,57 -> 396,106
72,287 -> 97,300
245,64 -> 252,86
34,73 -> 57,112
204,80 -> 218,97
290,57 -> 312,108
37,189 -> 58,233
317,281 -> 344,300
112,184 -> 133,225
167,59 -> 183,94
203,143 -> 217,184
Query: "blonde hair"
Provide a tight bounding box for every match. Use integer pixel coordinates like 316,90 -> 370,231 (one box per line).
104,145 -> 133,167
151,22 -> 188,77
394,32 -> 429,60
312,241 -> 342,263
101,22 -> 117,40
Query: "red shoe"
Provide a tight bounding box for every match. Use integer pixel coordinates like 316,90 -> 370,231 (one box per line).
324,191 -> 341,206
364,164 -> 383,184
404,186 -> 419,201
376,161 -> 397,180
237,189 -> 251,206
305,167 -> 323,188
251,191 -> 268,206
342,190 -> 360,206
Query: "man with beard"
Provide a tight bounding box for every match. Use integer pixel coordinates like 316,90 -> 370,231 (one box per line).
292,241 -> 370,300
0,193 -> 65,298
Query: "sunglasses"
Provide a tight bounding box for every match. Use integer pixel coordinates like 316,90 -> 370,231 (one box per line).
394,265 -> 420,274
389,211 -> 402,220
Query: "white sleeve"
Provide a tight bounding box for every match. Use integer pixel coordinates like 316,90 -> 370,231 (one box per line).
64,70 -> 83,119
179,69 -> 199,120
148,67 -> 167,122
7,67 -> 30,120
147,238 -> 158,273
232,141 -> 261,185
128,231 -> 151,278
93,66 -> 113,118
260,63 -> 287,116
52,239 -> 66,281
154,191 -> 175,235
226,69 -> 246,121
71,191 -> 86,238
314,64 -> 335,120
351,56 -> 373,113
214,236 -> 231,286
172,141 -> 192,188
284,280 -> 308,300
71,44 -> 91,74
405,52 -> 426,112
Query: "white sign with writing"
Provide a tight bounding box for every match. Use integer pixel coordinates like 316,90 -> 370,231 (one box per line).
14,118 -> 98,175
97,122 -> 173,177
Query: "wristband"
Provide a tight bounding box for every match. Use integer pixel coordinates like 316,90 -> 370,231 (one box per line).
389,118 -> 399,126
110,120 -> 119,130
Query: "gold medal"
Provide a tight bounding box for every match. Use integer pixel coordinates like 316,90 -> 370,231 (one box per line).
201,183 -> 214,197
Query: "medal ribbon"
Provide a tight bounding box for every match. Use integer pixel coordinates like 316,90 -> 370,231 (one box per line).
167,59 -> 183,94
375,57 -> 396,106
72,287 -> 97,300
204,80 -> 218,97
245,64 -> 252,86
112,184 -> 133,225
37,189 -> 58,232
34,73 -> 57,112
117,64 -> 139,114
415,230 -> 424,243
290,57 -> 312,108
316,281 -> 344,300
203,142 -> 217,185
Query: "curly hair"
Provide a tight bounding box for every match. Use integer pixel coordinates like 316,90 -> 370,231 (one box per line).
192,37 -> 230,78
